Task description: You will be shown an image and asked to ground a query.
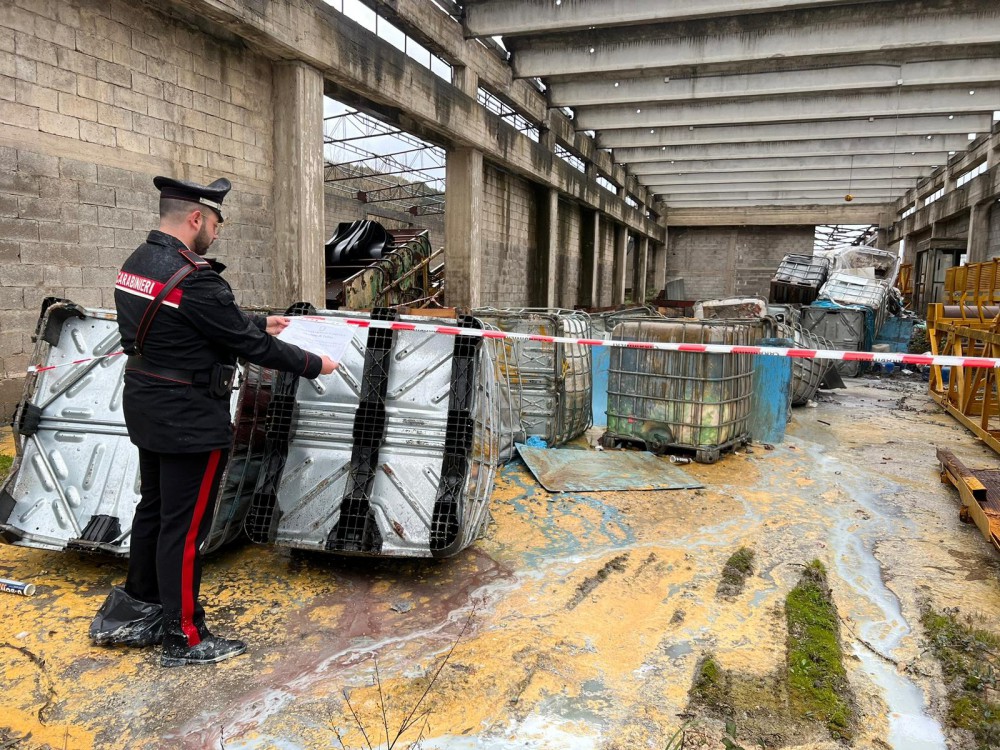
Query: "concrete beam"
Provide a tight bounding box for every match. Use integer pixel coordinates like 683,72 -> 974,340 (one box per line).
575,87 -> 1000,131
359,0 -> 654,206
660,190 -> 906,203
595,115 -> 992,149
631,153 -> 951,176
465,0 -> 879,37
157,0 -> 662,240
647,167 -> 930,186
273,61 -> 326,307
666,205 -> 894,225
652,180 -> 915,196
551,59 -> 1000,107
622,136 -> 971,165
509,3 -> 1000,78
892,165 -> 1000,239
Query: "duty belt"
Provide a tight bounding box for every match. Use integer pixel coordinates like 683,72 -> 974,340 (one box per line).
125,356 -> 212,386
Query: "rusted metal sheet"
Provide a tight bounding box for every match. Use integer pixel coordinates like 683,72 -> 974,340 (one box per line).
515,445 -> 703,492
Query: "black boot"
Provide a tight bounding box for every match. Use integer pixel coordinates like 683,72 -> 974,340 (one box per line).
160,620 -> 246,667
90,586 -> 163,647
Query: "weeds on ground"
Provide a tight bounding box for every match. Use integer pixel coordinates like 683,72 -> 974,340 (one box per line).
717,547 -> 755,598
921,605 -> 1000,749
0,454 -> 12,483
332,607 -> 476,750
785,560 -> 854,740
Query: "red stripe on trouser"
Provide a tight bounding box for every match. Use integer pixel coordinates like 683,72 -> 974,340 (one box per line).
180,449 -> 222,647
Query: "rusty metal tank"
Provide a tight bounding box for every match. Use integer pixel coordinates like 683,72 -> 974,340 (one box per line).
603,319 -> 760,463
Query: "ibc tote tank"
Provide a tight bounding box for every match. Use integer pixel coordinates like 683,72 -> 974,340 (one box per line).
604,319 -> 759,463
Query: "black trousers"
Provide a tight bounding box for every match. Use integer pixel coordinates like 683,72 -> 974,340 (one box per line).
125,447 -> 229,648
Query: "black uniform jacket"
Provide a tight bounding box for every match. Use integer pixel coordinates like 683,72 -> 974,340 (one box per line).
115,230 -> 322,453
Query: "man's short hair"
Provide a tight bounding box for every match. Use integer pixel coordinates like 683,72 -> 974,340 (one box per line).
159,197 -> 201,221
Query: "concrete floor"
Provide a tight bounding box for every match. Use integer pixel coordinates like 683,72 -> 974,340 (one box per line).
1,378 -> 999,750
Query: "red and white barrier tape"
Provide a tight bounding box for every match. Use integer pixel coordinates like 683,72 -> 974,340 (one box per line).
24,316 -> 1000,373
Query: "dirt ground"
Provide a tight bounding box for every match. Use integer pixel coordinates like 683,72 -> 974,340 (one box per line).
0,377 -> 998,749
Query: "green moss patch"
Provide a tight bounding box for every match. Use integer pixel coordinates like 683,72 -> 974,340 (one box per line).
921,605 -> 1000,749
688,559 -> 855,746
0,453 -> 11,483
717,547 -> 755,598
785,560 -> 854,739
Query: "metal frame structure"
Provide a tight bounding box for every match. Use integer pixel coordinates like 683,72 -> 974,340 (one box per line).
324,106 -> 446,216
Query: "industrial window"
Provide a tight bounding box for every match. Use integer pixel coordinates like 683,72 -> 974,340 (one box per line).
555,145 -> 585,173
923,186 -> 946,207
328,0 -> 453,83
956,161 -> 988,188
900,204 -> 917,219
477,88 -> 540,142
596,175 -> 619,195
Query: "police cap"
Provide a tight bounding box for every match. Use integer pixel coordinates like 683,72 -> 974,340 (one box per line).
153,176 -> 232,221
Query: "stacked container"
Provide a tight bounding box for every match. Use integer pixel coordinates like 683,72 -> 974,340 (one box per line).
818,271 -> 890,336
246,308 -> 511,559
832,247 -> 899,282
472,308 -> 593,446
0,301 -> 263,556
770,254 -> 831,304
801,306 -> 868,377
603,319 -> 760,463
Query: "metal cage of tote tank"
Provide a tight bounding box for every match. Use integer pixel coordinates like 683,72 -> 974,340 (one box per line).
589,307 -> 668,428
603,319 -> 765,463
770,254 -> 831,305
819,271 -> 890,335
244,307 -> 513,558
0,300 -> 267,556
773,319 -> 834,405
800,305 -> 868,378
472,308 -> 593,446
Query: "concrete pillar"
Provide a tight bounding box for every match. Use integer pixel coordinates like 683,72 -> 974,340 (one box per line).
541,188 -> 560,308
444,147 -> 484,310
635,236 -> 649,304
968,201 -> 992,264
581,210 -> 600,306
453,66 -> 478,98
539,113 -> 557,154
875,226 -> 890,251
612,225 -> 628,305
652,229 -> 668,294
272,61 -> 325,307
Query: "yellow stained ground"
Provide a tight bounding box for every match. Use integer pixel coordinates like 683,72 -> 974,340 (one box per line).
0,380 -> 998,749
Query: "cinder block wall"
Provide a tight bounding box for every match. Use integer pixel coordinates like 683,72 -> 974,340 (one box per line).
481,164 -> 537,306
666,226 -> 814,300
556,198 -> 581,308
1,0 -> 278,411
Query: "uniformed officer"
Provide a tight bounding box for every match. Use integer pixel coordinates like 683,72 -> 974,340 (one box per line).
91,176 -> 337,667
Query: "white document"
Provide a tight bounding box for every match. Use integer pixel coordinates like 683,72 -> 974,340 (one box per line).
276,316 -> 357,362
